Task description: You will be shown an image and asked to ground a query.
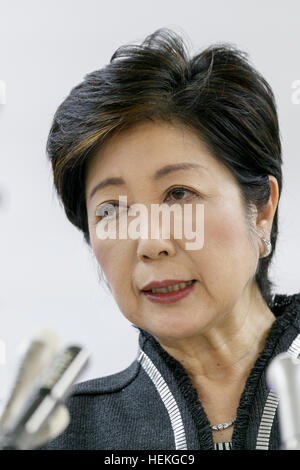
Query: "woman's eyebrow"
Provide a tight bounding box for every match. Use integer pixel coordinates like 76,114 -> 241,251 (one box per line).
88,162 -> 206,202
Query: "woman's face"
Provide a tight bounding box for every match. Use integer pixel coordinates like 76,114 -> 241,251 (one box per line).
85,120 -> 263,342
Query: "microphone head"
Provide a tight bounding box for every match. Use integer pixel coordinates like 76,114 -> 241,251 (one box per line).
0,329 -> 60,432
0,330 -> 89,450
0,342 -> 89,450
0,404 -> 70,450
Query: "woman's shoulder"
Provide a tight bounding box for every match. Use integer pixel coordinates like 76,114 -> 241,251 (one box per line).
70,357 -> 140,397
269,292 -> 300,347
38,359 -> 142,449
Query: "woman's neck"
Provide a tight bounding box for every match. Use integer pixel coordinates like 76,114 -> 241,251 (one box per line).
155,286 -> 276,386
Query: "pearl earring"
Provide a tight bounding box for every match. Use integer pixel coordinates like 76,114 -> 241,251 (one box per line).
260,237 -> 272,258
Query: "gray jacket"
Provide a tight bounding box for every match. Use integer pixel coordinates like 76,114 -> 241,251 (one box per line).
40,293 -> 300,450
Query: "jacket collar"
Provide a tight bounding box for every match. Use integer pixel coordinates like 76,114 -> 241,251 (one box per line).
137,292 -> 300,449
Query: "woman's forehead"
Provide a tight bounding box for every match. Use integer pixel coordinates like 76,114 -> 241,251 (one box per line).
85,120 -> 231,186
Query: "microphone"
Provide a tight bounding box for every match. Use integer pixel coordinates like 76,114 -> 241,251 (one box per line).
267,352 -> 300,450
0,334 -> 89,450
0,329 -> 60,434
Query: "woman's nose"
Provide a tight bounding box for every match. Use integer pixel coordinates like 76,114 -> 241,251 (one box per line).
137,237 -> 176,261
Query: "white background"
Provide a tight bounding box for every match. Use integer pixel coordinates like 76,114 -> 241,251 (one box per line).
0,0 -> 299,401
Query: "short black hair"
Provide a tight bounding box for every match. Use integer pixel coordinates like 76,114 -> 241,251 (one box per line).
46,27 -> 282,307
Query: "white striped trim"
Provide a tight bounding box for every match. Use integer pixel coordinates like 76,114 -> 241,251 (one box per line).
256,333 -> 300,449
214,442 -> 232,450
138,349 -> 187,450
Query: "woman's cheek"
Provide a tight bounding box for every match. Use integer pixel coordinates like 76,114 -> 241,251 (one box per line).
213,219 -> 240,247
202,216 -> 251,276
92,237 -> 133,289
90,231 -> 112,277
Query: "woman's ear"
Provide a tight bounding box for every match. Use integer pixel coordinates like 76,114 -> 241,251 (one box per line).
256,175 -> 279,239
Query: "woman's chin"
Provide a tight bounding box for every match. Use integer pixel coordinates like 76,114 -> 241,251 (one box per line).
143,321 -> 206,343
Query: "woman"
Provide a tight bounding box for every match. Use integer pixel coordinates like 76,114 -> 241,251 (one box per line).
41,28 -> 300,450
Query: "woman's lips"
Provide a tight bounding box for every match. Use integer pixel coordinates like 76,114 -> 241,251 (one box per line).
142,280 -> 196,304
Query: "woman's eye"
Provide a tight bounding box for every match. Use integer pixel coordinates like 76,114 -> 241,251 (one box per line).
95,188 -> 197,219
95,202 -> 126,220
165,187 -> 196,202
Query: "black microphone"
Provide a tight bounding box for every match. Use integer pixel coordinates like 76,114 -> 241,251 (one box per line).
0,329 -> 60,434
0,344 -> 89,449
